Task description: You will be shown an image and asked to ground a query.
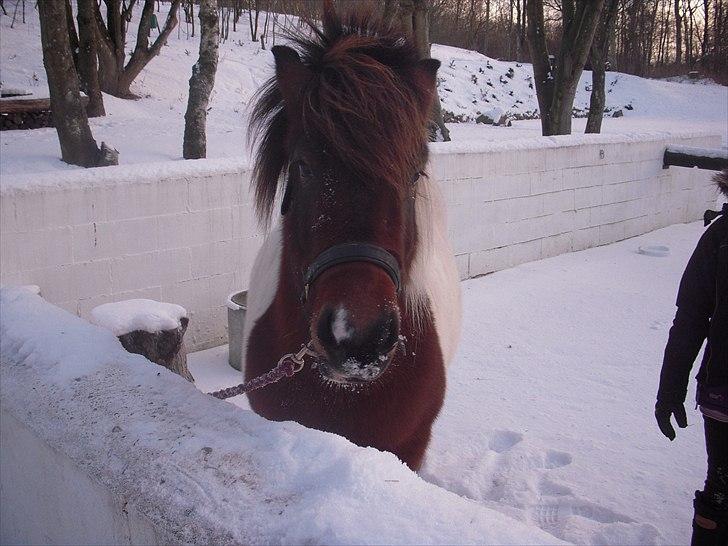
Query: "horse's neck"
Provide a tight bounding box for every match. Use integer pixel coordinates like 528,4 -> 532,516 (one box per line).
241,226 -> 284,366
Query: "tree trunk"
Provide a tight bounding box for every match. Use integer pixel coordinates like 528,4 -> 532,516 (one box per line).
77,0 -> 106,117
183,0 -> 219,159
383,0 -> 398,22
93,0 -> 180,98
65,0 -> 79,69
117,317 -> 194,382
38,0 -> 115,168
527,0 -> 605,135
526,0 -> 555,135
701,0 -> 710,61
675,0 -> 683,63
586,0 -> 619,134
399,0 -> 450,142
248,0 -> 260,41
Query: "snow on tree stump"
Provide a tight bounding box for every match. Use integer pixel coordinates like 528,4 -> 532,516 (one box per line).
91,299 -> 194,382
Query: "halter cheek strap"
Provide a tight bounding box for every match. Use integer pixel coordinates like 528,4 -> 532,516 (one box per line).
302,243 -> 401,302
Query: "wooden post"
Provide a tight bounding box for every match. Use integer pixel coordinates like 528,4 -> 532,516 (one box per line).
117,317 -> 194,382
91,300 -> 194,382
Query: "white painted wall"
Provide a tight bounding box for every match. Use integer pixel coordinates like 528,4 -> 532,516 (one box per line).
0,132 -> 720,350
0,411 -> 159,546
430,132 -> 721,278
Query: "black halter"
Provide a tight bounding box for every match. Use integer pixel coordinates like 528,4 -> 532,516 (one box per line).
302,243 -> 401,302
292,170 -> 422,302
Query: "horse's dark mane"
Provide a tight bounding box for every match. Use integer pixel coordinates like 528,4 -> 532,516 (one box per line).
249,3 -> 432,225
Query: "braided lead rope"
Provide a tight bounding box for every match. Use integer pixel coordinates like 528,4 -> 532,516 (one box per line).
210,342 -> 318,400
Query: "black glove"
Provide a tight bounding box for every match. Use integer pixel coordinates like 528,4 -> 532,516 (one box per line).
655,400 -> 688,441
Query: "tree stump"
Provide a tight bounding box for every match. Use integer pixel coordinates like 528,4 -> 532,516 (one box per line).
91,299 -> 194,382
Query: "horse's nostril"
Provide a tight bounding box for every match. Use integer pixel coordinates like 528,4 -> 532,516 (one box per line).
315,306 -> 400,378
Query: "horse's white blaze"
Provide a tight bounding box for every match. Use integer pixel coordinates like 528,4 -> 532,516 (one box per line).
406,172 -> 462,367
241,226 -> 282,371
332,306 -> 353,344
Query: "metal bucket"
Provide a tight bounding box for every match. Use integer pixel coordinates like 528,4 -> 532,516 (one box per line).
227,291 -> 247,370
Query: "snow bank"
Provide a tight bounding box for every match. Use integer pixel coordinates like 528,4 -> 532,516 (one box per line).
91,299 -> 187,336
0,156 -> 248,194
431,43 -> 728,126
0,287 -> 565,545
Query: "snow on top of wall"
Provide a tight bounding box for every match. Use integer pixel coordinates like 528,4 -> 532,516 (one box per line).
0,288 -> 565,545
91,299 -> 187,336
0,156 -> 248,194
665,144 -> 728,159
1,130 -> 719,195
429,129 -> 719,154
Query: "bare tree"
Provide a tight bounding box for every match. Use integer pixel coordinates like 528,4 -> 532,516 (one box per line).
248,0 -> 261,41
526,0 -> 605,135
586,0 -> 619,133
675,0 -> 683,63
77,0 -> 105,117
398,0 -> 451,141
183,0 -> 220,159
93,0 -> 182,98
38,0 -> 117,167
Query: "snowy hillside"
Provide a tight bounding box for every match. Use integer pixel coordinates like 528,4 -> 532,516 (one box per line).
432,43 -> 727,125
1,4 -> 726,176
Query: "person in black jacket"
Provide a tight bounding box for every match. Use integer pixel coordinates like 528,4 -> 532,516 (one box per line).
656,170 -> 728,546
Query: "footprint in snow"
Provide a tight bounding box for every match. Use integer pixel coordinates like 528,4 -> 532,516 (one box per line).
544,449 -> 572,469
488,430 -> 523,453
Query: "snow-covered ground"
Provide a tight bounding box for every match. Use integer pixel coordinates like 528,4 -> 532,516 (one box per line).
191,221 -> 714,545
1,4 -> 726,177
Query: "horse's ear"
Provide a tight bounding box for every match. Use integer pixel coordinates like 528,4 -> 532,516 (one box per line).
416,58 -> 441,89
410,58 -> 441,111
271,45 -> 311,113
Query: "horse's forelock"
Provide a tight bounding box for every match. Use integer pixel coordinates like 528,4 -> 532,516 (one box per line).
249,5 -> 431,227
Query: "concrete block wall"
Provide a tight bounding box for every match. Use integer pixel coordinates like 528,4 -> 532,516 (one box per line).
430,133 -> 720,279
0,161 -> 258,351
0,132 -> 720,350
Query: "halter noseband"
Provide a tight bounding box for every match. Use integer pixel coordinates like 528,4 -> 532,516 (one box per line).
302,243 -> 401,302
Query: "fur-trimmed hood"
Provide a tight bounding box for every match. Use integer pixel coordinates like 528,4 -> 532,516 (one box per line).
716,169 -> 728,197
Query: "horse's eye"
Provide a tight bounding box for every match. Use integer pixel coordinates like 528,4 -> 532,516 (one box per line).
297,161 -> 313,180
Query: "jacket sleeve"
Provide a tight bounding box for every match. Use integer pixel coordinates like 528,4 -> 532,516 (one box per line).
657,228 -> 717,404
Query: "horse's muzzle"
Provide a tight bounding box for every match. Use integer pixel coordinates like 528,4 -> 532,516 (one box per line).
313,306 -> 400,384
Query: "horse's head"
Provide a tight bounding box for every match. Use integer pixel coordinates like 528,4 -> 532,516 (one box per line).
250,4 -> 440,384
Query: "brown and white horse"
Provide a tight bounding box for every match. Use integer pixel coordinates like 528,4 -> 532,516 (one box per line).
242,3 -> 461,470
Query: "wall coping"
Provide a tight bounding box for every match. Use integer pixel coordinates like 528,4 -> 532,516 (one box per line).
2,130 -> 720,195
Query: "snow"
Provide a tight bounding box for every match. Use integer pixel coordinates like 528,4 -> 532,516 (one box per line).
1,4 -> 726,178
90,298 -> 187,336
190,221 -> 713,545
665,144 -> 728,159
1,287 -> 564,545
431,43 -> 728,132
